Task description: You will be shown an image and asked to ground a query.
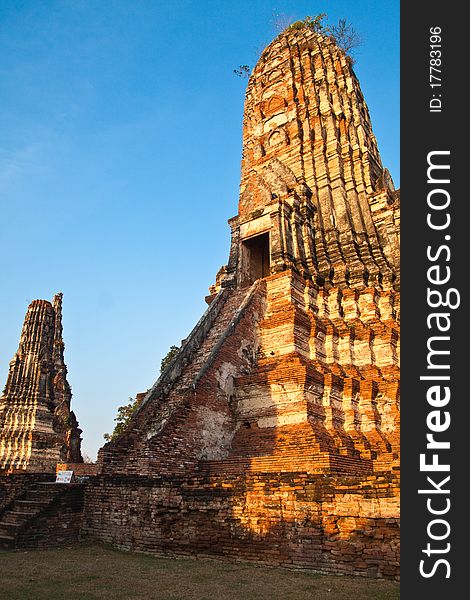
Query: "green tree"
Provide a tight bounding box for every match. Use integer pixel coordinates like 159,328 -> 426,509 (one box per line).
103,344 -> 180,442
160,344 -> 180,373
288,14 -> 327,33
287,14 -> 362,61
103,397 -> 140,442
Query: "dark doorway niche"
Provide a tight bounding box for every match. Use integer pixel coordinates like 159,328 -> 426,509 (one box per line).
241,232 -> 270,286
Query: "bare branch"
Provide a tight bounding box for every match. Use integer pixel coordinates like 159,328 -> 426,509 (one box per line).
327,18 -> 362,56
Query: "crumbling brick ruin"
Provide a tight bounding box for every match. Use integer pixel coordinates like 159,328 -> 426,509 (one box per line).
83,26 -> 400,578
0,294 -> 82,472
0,25 -> 400,577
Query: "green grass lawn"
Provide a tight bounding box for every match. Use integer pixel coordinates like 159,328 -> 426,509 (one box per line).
0,543 -> 399,600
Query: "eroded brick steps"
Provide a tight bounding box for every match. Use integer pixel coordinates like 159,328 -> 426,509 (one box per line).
0,481 -> 84,550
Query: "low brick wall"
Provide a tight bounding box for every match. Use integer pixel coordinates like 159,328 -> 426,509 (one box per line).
82,471 -> 399,579
56,463 -> 100,477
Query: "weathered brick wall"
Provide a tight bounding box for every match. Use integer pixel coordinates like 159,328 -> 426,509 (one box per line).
15,484 -> 85,549
82,472 -> 399,579
99,283 -> 266,477
0,473 -> 54,513
56,462 -> 100,477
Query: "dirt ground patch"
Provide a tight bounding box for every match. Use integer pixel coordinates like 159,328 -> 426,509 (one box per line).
0,543 -> 399,600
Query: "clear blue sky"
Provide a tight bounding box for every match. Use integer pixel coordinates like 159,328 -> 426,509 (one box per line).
0,1 -> 399,459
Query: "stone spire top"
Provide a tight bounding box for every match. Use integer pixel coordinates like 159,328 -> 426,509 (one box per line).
0,294 -> 82,472
223,25 -> 399,291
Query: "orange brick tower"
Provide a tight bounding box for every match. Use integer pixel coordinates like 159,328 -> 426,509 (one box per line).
224,25 -> 399,293
0,294 -> 82,472
100,25 -> 399,477
216,24 -> 400,475
89,24 -> 400,577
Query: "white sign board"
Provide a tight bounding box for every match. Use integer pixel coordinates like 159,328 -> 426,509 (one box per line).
55,470 -> 74,483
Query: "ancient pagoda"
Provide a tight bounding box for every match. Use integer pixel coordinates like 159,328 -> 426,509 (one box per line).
86,24 -> 400,578
0,294 -> 82,472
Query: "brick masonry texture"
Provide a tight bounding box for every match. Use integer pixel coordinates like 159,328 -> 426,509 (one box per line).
0,473 -> 85,550
85,26 -> 400,579
0,25 -> 400,579
82,472 -> 399,578
0,294 -> 83,472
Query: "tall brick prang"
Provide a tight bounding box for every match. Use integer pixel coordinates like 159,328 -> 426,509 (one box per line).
223,25 -> 399,291
0,294 -> 82,472
86,24 -> 400,578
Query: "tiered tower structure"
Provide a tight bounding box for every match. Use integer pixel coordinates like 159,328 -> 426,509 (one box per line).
214,22 -> 400,473
224,23 -> 399,291
87,24 -> 400,578
100,25 -> 399,476
0,294 -> 82,472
